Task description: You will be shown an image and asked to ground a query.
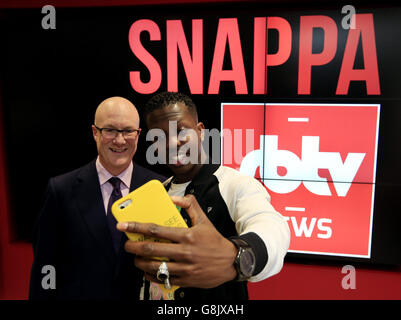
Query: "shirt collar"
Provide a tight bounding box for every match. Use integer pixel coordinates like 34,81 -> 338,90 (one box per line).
95,156 -> 132,189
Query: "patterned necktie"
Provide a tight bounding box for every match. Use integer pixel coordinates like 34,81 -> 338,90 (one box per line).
107,177 -> 123,254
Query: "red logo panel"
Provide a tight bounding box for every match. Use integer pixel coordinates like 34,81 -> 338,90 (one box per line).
221,103 -> 380,257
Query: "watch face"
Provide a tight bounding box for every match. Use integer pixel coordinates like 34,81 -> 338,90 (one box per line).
239,249 -> 255,277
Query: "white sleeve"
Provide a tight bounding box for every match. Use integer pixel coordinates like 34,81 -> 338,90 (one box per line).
217,167 -> 291,282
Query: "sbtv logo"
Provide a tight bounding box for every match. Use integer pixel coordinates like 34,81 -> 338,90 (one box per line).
221,103 -> 380,257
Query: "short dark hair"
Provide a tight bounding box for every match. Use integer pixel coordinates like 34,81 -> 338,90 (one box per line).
144,91 -> 198,121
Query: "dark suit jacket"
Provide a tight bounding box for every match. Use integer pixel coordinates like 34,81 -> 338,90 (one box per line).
29,160 -> 165,300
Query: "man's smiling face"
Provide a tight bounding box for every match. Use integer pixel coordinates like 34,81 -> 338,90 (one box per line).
146,102 -> 204,182
92,97 -> 140,176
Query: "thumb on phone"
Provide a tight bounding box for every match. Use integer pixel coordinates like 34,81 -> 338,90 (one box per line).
170,194 -> 210,227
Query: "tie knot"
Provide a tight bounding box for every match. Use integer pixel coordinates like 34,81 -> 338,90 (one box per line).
108,177 -> 121,190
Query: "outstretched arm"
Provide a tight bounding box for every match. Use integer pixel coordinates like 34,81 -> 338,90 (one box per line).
117,194 -> 238,289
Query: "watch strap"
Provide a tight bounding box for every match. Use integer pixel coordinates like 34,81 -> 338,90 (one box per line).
229,237 -> 255,281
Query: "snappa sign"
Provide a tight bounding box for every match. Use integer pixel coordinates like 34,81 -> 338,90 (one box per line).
128,14 -> 380,95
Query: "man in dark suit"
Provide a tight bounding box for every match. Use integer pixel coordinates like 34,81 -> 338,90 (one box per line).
29,97 -> 164,300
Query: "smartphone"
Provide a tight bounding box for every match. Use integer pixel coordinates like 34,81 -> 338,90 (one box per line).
112,179 -> 187,296
112,179 -> 188,243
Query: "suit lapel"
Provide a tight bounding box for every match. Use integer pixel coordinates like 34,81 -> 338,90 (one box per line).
73,162 -> 154,269
73,160 -> 116,265
130,163 -> 150,192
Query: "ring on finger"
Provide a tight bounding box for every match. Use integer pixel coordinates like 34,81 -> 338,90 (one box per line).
156,261 -> 171,289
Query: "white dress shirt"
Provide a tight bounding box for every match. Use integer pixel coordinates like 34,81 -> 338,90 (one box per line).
95,157 -> 132,215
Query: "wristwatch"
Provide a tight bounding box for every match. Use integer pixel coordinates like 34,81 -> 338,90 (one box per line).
230,238 -> 256,281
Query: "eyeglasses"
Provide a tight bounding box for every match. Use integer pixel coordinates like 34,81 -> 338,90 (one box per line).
94,125 -> 141,139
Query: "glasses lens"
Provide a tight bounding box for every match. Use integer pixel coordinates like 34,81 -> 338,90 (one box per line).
102,128 -> 117,139
123,130 -> 139,138
99,128 -> 139,139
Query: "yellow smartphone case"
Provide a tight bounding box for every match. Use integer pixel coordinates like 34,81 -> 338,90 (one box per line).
111,179 -> 187,298
112,179 -> 188,240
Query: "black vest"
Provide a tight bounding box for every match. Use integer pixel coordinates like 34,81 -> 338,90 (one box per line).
166,164 -> 248,301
